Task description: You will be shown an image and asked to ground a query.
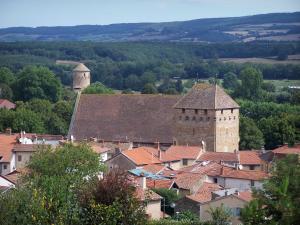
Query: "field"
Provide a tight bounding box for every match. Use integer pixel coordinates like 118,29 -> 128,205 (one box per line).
220,56 -> 300,65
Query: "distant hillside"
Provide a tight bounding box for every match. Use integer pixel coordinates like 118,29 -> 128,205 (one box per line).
0,12 -> 300,42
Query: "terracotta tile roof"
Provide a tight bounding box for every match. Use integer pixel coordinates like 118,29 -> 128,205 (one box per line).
12,144 -> 42,152
135,187 -> 162,201
0,134 -> 18,162
220,167 -> 268,181
90,143 -> 111,154
197,152 -> 238,163
161,145 -> 202,162
146,179 -> 174,189
186,182 -> 222,203
122,147 -> 161,166
235,191 -> 253,202
174,172 -> 204,190
272,144 -> 300,155
0,99 -> 16,109
174,84 -> 239,110
179,162 -> 223,177
69,94 -> 180,143
239,151 -> 262,165
141,164 -> 168,174
4,169 -> 26,184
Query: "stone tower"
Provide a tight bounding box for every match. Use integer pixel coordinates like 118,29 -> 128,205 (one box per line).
72,63 -> 90,92
173,83 -> 240,153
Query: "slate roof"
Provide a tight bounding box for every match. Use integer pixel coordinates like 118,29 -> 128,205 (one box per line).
174,83 -> 239,110
69,94 -> 180,143
73,63 -> 90,72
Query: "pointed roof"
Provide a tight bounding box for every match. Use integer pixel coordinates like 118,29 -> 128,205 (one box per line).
174,83 -> 239,109
73,63 -> 90,72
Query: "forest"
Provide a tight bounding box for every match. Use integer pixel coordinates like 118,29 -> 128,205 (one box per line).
0,41 -> 299,150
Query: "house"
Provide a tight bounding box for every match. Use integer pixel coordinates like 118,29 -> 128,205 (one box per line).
175,184 -> 253,225
172,172 -> 206,196
0,133 -> 19,175
135,176 -> 163,220
12,144 -> 43,170
0,174 -> 15,189
68,84 -> 240,152
160,145 -> 203,170
0,99 -> 16,110
106,146 -> 161,171
197,151 -> 238,166
239,151 -> 263,170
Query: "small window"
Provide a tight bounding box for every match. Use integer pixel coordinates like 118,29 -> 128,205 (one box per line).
229,117 -> 231,120
182,109 -> 185,113
224,117 -> 226,121
251,180 -> 255,186
192,116 -> 196,121
234,116 -> 236,120
204,109 -> 208,115
214,117 -> 216,121
18,155 -> 22,162
182,159 -> 188,166
3,164 -> 7,170
185,116 -> 189,121
221,109 -> 223,114
195,109 -> 198,114
249,165 -> 255,170
213,178 -> 218,183
231,109 -> 234,113
199,117 -> 203,121
207,117 -> 210,121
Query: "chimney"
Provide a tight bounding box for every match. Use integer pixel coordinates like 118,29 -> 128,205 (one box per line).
140,174 -> 146,190
221,166 -> 224,176
5,128 -> 12,135
201,140 -> 206,152
158,149 -> 162,161
235,190 -> 239,196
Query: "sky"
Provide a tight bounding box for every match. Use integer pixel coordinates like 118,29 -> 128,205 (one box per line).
0,0 -> 299,28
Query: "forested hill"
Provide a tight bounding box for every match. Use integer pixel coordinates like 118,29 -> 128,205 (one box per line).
1,12 -> 300,42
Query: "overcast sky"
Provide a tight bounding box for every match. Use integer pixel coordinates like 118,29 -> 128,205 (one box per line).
0,0 -> 299,28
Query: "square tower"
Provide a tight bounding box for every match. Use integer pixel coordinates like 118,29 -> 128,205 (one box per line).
173,83 -> 239,153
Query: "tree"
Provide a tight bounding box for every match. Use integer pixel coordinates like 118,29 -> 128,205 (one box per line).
175,80 -> 184,93
142,83 -> 158,94
241,155 -> 300,225
83,81 -> 114,94
258,116 -> 295,149
0,67 -> 15,85
13,66 -> 62,102
223,72 -> 239,90
236,67 -> 263,100
0,144 -> 104,225
78,170 -> 147,225
208,204 -> 231,225
239,117 -> 264,150
0,83 -> 13,100
12,108 -> 45,133
153,188 -> 180,215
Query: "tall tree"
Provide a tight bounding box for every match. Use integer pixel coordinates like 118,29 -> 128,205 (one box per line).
239,117 -> 264,150
223,72 -> 239,90
0,67 -> 15,85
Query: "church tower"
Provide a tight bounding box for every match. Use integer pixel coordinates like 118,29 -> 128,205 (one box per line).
72,63 -> 90,92
173,83 -> 239,152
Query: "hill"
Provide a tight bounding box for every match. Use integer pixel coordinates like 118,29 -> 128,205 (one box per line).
0,12 -> 300,42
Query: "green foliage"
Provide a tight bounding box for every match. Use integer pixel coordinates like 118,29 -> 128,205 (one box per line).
208,204 -> 232,225
0,144 -> 104,225
222,72 -> 239,90
142,83 -> 158,94
258,115 -> 295,149
236,67 -> 263,100
0,83 -> 13,100
173,211 -> 200,222
153,188 -> 180,215
82,81 -> 114,94
239,116 -> 264,150
12,108 -> 45,133
0,67 -> 15,85
13,66 -> 62,102
241,155 -> 300,225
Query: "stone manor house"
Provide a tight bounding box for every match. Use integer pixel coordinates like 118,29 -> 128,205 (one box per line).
68,81 -> 240,153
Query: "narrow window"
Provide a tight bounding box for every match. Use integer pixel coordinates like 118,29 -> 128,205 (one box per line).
250,165 -> 255,170
18,155 -> 22,162
195,109 -> 198,114
213,178 -> 218,183
182,159 -> 188,166
182,109 -> 185,113
3,164 -> 7,170
251,180 -> 255,187
231,109 -> 234,113
204,109 -> 208,115
221,109 -> 223,114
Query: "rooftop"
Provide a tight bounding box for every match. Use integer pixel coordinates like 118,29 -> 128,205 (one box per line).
0,134 -> 18,162
73,63 -> 90,72
122,147 -> 161,166
272,144 -> 300,155
174,84 -> 239,110
161,145 -> 202,162
186,182 -> 222,203
197,152 -> 238,163
239,151 -> 263,165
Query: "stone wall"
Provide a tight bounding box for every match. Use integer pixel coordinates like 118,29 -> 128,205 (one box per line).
72,71 -> 90,91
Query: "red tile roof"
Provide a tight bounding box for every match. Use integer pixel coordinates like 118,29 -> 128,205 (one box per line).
174,172 -> 204,190
0,134 -> 18,162
135,187 -> 162,201
186,182 -> 222,203
235,191 -> 253,202
220,167 -> 268,181
272,144 -> 300,155
197,152 -> 238,163
161,145 -> 202,162
179,162 -> 223,177
12,144 -> 41,152
146,179 -> 174,189
141,164 -> 168,174
122,147 -> 161,166
0,99 -> 16,109
239,151 -> 262,165
90,143 -> 111,154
